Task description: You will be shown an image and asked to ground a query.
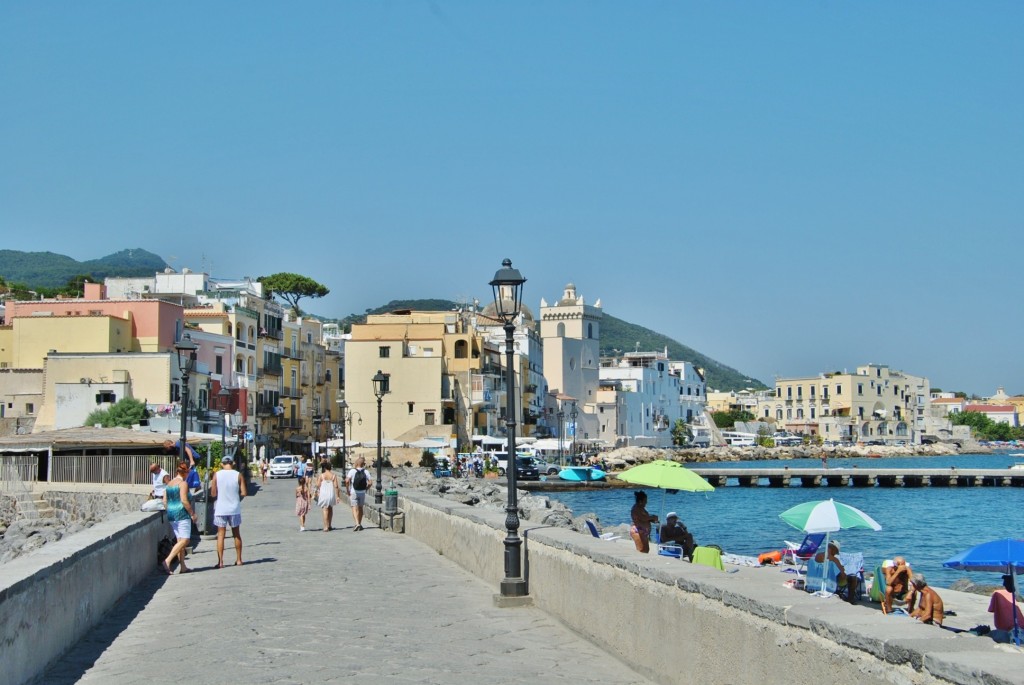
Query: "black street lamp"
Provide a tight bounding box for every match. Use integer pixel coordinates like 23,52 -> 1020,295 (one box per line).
174,334 -> 199,527
372,370 -> 390,505
557,409 -> 565,467
489,258 -> 527,598
570,402 -> 579,464
218,386 -> 231,462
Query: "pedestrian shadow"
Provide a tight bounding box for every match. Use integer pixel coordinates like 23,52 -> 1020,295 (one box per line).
41,571 -> 168,685
247,541 -> 281,547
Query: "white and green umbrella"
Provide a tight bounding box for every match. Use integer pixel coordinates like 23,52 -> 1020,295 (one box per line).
779,499 -> 881,595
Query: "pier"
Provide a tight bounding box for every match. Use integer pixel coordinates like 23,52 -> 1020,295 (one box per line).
688,467 -> 1024,488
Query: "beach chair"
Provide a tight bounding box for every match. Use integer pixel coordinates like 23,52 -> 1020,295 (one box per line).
585,519 -> 621,541
692,546 -> 725,571
805,553 -> 865,600
868,563 -> 886,603
658,544 -> 683,559
804,557 -> 840,596
781,532 -> 826,575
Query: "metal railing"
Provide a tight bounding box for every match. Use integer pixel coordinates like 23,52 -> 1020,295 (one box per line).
49,454 -> 177,486
0,455 -> 37,492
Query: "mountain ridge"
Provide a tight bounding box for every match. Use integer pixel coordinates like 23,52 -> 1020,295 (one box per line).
0,248 -> 168,288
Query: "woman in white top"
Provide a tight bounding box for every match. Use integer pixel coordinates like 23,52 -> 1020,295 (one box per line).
314,462 -> 342,532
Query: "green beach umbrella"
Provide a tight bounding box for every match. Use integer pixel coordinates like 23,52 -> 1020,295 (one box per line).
616,460 -> 714,539
616,459 -> 715,492
779,498 -> 882,534
779,498 -> 881,595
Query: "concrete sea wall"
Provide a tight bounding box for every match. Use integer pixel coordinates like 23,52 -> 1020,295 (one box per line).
388,490 -> 1023,685
0,508 -> 165,685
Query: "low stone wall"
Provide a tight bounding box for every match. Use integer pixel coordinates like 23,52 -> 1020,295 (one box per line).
0,508 -> 166,685
385,491 -> 1024,685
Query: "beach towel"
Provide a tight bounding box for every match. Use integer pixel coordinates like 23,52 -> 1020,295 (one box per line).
693,546 -> 725,571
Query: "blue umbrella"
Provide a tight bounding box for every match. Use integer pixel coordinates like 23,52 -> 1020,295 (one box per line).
943,538 -> 1024,645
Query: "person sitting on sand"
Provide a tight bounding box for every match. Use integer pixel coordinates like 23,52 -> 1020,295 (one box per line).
882,556 -> 912,614
988,574 -> 1024,643
814,541 -> 859,604
908,574 -> 944,625
629,491 -> 658,554
659,512 -> 696,560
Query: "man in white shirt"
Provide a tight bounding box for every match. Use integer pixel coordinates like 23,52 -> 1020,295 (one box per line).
149,463 -> 169,498
211,455 -> 247,567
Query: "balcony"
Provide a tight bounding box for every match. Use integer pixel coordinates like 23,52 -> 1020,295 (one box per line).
258,362 -> 283,377
279,419 -> 302,429
282,385 -> 302,399
315,373 -> 325,386
259,327 -> 284,341
282,347 -> 302,360
300,373 -> 310,386
256,404 -> 276,418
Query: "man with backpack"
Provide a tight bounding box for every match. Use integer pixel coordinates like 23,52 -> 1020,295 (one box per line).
345,456 -> 373,531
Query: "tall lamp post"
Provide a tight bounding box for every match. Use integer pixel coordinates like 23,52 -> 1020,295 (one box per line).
490,258 -> 527,598
372,370 -> 390,505
218,386 -> 231,462
557,408 -> 565,467
570,402 -> 579,464
174,334 -> 199,527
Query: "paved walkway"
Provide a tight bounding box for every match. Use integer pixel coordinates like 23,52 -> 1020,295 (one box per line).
44,477 -> 654,685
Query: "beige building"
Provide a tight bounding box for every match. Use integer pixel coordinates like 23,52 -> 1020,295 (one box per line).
344,310 -> 493,448
759,364 -> 930,444
0,368 -> 44,434
540,284 -> 601,442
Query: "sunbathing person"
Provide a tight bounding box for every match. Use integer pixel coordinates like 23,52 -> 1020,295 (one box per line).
908,574 -> 944,625
813,541 -> 859,604
629,490 -> 658,554
882,556 -> 912,614
659,512 -> 696,560
988,574 -> 1024,643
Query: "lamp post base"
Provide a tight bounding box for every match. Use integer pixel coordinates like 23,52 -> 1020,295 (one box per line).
493,589 -> 533,608
498,577 -> 529,598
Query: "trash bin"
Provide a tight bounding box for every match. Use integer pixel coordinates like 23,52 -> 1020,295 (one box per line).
384,488 -> 399,515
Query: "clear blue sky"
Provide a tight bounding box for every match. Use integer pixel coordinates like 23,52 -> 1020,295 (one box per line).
2,2 -> 1021,396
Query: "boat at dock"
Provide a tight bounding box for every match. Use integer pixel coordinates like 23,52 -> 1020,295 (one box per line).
558,466 -> 607,482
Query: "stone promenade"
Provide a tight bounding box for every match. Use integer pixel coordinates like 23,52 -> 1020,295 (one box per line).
42,478 -> 654,685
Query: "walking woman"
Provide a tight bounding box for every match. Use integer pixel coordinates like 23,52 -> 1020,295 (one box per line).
629,490 -> 658,554
162,461 -> 196,574
295,476 -> 310,531
314,462 -> 342,532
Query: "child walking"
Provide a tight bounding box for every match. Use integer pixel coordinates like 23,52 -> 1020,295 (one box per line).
295,476 -> 310,531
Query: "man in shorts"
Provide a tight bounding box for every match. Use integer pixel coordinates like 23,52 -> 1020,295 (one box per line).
211,455 -> 247,567
345,456 -> 373,531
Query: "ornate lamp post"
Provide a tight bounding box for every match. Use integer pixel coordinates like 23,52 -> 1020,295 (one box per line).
570,402 -> 579,464
372,370 -> 390,505
557,408 -> 565,467
218,386 -> 231,461
489,258 -> 527,598
174,334 -> 199,526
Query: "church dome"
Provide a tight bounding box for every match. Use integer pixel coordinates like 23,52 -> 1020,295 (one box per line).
481,299 -> 535,322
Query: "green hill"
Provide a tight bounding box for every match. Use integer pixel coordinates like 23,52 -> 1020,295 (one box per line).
332,299 -> 766,392
0,248 -> 168,288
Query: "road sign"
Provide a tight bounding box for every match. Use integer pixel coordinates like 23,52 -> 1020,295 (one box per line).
244,431 -> 253,441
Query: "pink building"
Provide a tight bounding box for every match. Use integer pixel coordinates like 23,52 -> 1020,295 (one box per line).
5,282 -> 184,353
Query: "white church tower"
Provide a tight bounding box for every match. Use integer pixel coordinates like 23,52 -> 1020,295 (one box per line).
540,283 -> 602,443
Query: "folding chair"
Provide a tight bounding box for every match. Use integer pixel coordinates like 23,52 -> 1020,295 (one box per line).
585,519 -> 621,541
781,532 -> 826,575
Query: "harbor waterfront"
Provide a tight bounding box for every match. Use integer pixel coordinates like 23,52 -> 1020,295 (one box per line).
545,453 -> 1024,590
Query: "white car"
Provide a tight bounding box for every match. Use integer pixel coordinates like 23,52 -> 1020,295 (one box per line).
269,455 -> 300,479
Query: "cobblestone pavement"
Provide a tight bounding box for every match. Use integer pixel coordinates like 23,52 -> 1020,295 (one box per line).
43,476 -> 653,685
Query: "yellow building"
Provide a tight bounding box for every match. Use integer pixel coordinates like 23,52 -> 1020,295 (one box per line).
759,364 -> 930,444
4,315 -> 134,369
345,311 -> 486,447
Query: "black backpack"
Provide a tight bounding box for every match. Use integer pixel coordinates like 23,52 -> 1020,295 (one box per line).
353,468 -> 368,492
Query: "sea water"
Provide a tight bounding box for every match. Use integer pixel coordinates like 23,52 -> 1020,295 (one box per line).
546,453 -> 1024,588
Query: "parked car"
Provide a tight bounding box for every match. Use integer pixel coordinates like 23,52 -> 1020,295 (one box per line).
513,456 -> 540,481
530,457 -> 560,476
269,455 -> 300,479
